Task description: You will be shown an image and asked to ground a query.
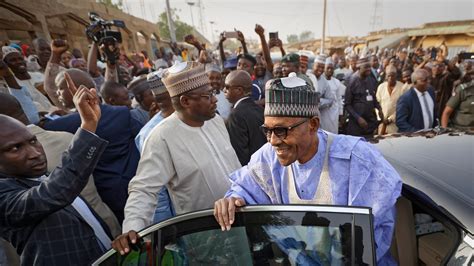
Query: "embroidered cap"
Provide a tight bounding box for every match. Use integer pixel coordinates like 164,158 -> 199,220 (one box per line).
162,61 -> 210,97
299,55 -> 309,66
357,57 -> 370,67
205,63 -> 221,73
265,76 -> 320,117
147,69 -> 167,95
325,57 -> 334,65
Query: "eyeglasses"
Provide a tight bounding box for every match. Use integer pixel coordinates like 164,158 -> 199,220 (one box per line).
186,89 -> 217,101
260,118 -> 309,140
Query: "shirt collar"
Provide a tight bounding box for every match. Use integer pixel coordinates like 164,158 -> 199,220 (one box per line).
414,88 -> 426,97
233,96 -> 250,108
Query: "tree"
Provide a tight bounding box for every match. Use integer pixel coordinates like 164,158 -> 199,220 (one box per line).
287,34 -> 299,44
157,10 -> 194,42
97,0 -> 123,10
299,31 -> 314,42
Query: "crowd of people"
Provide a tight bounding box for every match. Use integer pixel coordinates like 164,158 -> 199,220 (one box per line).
0,19 -> 473,266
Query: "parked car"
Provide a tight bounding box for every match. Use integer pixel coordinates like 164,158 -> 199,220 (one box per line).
372,131 -> 473,265
94,131 -> 473,265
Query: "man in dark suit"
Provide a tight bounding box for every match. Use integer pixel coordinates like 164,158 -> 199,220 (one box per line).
0,74 -> 110,265
344,57 -> 384,139
43,68 -> 143,222
224,70 -> 267,165
396,69 -> 438,132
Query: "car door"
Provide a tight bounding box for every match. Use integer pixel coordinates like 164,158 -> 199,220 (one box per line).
94,205 -> 376,265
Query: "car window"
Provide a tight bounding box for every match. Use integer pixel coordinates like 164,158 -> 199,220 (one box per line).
95,205 -> 375,265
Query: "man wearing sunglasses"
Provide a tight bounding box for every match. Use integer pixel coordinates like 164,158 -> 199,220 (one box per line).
224,70 -> 267,166
114,62 -> 242,255
214,75 -> 402,265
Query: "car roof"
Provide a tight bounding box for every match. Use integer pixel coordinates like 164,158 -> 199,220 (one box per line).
374,132 -> 474,233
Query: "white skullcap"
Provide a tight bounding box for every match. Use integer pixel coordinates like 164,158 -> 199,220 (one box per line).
2,46 -> 21,60
314,54 -> 327,64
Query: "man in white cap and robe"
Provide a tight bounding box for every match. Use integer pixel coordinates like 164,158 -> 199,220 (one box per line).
2,46 -> 53,114
311,54 -> 338,133
214,75 -> 401,265
324,57 -> 347,133
113,62 -> 244,262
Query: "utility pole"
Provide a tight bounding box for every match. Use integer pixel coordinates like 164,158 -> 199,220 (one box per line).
187,2 -> 196,32
370,0 -> 383,31
197,0 -> 207,36
209,21 -> 215,43
165,0 -> 176,42
321,0 -> 327,54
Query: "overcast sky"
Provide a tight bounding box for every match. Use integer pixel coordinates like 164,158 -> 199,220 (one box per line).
122,0 -> 474,42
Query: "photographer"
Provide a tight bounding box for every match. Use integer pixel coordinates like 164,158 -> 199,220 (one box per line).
87,41 -> 123,89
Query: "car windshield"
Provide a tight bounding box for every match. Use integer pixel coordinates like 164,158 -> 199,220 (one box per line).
95,205 -> 375,265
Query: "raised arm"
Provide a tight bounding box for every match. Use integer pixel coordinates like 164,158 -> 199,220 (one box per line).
45,39 -> 68,108
0,73 -> 105,227
237,31 -> 248,55
184,34 -> 204,53
270,38 -> 286,57
100,43 -> 120,82
87,42 -> 101,78
255,24 -> 273,73
219,33 -> 227,69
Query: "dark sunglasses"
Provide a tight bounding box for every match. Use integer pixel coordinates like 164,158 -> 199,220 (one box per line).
260,118 -> 310,140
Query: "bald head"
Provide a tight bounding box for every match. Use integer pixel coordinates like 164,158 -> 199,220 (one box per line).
56,68 -> 96,109
412,69 -> 430,92
223,70 -> 252,104
225,70 -> 252,91
0,93 -> 29,125
0,114 -> 47,178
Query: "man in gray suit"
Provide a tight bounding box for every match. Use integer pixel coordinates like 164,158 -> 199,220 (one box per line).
0,74 -> 111,265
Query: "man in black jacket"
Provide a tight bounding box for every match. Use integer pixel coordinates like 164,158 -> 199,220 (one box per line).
224,70 -> 267,165
0,73 -> 110,265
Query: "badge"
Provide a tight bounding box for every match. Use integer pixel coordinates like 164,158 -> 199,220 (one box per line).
366,95 -> 373,101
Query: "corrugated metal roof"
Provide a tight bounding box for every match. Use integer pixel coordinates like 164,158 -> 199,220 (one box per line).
367,33 -> 409,50
407,25 -> 474,36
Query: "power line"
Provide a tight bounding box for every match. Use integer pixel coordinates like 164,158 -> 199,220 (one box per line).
370,0 -> 383,31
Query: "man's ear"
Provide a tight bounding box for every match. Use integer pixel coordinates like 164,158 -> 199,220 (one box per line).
107,97 -> 115,105
179,95 -> 191,109
309,116 -> 320,133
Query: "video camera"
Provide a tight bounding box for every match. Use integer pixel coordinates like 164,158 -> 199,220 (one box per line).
85,12 -> 126,64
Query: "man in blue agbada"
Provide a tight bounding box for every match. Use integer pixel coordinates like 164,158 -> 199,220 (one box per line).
214,75 -> 402,265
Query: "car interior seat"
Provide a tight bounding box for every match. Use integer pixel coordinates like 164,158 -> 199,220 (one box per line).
390,196 -> 418,266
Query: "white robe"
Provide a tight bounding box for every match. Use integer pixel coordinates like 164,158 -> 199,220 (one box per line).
316,76 -> 338,134
15,72 -> 53,112
326,76 -> 347,116
123,113 -> 241,232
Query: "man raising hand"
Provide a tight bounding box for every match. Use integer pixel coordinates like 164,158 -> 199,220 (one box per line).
0,73 -> 113,265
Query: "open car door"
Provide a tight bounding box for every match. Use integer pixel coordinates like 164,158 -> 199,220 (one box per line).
93,205 -> 376,265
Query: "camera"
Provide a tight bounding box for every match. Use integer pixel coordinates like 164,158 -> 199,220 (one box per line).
86,12 -> 125,44
85,12 -> 126,64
